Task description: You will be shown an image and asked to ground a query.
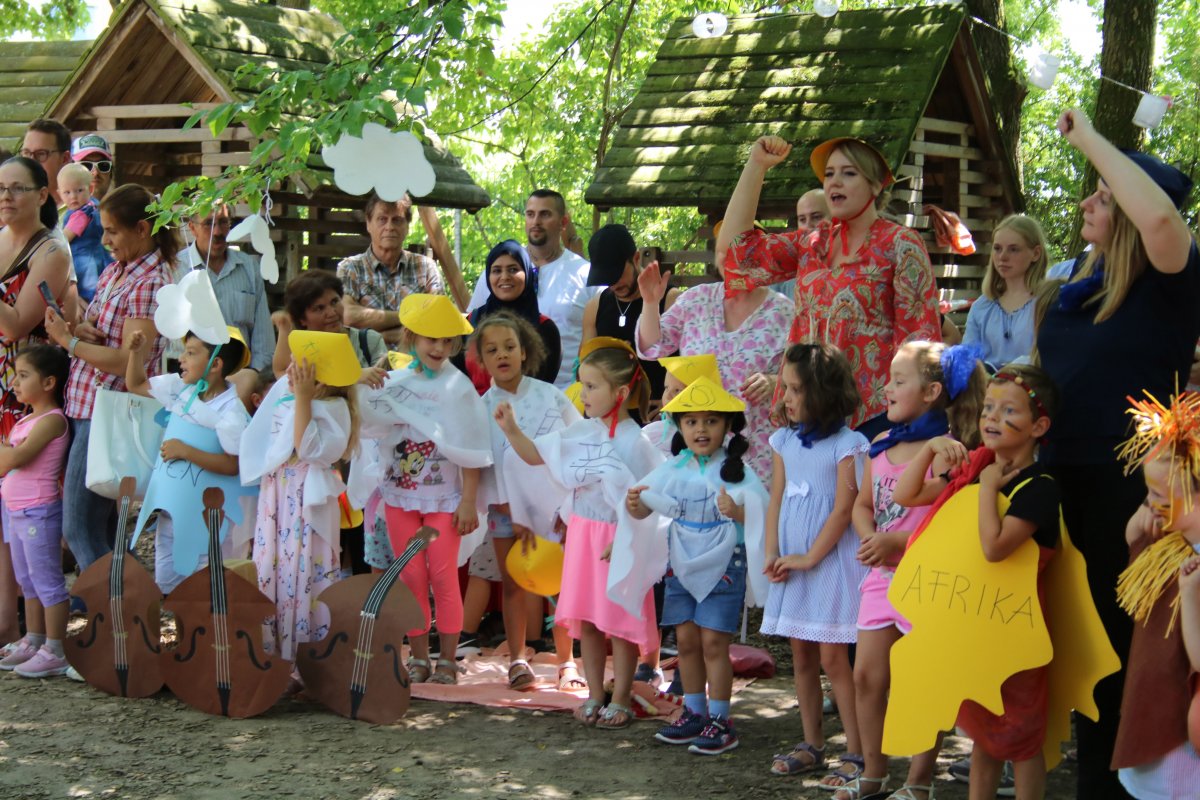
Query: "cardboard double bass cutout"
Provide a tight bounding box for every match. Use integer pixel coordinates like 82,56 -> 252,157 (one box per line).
297,526 -> 435,723
162,488 -> 291,717
66,476 -> 164,697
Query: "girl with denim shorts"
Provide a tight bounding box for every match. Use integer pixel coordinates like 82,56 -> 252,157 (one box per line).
617,372 -> 767,755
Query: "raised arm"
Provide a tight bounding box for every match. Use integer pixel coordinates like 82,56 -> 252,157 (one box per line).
714,136 -> 792,258
1058,108 -> 1193,273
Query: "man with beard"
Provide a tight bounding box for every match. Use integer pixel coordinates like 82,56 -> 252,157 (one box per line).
177,205 -> 274,372
71,134 -> 115,200
468,189 -> 597,388
581,223 -> 680,411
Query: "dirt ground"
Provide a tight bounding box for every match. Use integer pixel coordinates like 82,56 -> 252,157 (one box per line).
0,657 -> 1079,800
1,541 -> 1078,800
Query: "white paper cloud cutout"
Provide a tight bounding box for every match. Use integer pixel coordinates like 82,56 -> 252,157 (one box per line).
323,123 -> 436,202
227,215 -> 279,284
155,269 -> 230,345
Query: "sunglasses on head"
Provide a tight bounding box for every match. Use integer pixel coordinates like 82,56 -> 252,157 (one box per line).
79,160 -> 113,174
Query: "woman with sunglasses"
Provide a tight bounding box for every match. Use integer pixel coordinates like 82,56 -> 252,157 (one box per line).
0,155 -> 72,647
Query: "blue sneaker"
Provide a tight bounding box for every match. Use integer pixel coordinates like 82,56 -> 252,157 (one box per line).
654,707 -> 708,745
687,716 -> 739,755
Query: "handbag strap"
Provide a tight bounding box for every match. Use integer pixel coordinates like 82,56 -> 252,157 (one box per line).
1,228 -> 51,283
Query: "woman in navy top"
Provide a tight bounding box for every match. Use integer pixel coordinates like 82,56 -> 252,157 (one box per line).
1037,107 -> 1199,800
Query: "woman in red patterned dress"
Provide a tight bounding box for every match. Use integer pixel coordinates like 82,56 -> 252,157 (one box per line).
0,156 -> 72,646
716,136 -> 943,441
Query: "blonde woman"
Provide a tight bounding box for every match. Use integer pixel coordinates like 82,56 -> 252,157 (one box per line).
963,214 -> 1049,366
1038,107 -> 1197,799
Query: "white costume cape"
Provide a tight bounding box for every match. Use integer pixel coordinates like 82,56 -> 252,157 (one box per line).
238,376 -> 351,550
479,377 -> 581,512
505,417 -> 663,539
350,364 -> 493,564
608,450 -> 769,618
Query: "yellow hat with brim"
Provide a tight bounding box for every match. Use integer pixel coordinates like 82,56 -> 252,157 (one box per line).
810,137 -> 894,189
388,351 -> 414,370
505,538 -> 565,597
287,330 -> 360,387
662,375 -> 746,414
660,354 -> 720,387
565,381 -> 585,415
224,325 -> 251,372
399,293 -> 473,338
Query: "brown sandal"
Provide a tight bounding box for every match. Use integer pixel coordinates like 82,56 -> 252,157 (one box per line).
508,660 -> 536,691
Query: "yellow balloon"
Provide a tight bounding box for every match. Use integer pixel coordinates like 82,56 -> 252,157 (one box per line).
505,538 -> 565,597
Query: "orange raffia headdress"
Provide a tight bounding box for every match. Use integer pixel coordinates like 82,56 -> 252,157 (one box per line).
1114,390 -> 1200,636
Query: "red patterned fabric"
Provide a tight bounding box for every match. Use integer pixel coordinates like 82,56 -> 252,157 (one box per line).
0,237 -> 52,439
724,219 -> 942,425
64,250 -> 170,419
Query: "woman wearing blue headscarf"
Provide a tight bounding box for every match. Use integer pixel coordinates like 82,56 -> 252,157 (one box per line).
460,240 -> 562,394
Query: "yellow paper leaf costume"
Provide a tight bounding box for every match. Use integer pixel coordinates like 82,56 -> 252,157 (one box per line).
884,476 -> 1119,769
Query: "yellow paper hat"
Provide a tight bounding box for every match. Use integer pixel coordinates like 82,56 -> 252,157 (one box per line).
659,354 -> 720,387
578,335 -> 637,362
224,326 -> 251,372
399,293 -> 473,338
387,350 -> 414,370
662,375 -> 745,414
287,330 -> 360,387
564,381 -> 585,415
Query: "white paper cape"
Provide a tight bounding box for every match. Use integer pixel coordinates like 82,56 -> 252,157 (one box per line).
239,376 -> 350,548
608,451 -> 770,617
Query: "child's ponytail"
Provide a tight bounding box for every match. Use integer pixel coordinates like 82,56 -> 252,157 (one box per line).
720,411 -> 749,484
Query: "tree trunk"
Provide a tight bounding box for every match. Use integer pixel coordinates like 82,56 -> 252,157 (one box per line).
1069,0 -> 1158,253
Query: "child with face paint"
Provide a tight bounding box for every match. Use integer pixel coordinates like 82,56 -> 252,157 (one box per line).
894,364 -> 1062,800
1112,391 -> 1200,797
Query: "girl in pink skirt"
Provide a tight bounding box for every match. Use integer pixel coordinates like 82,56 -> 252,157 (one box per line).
497,337 -> 662,729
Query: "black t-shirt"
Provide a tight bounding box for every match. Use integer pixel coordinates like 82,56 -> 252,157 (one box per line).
1001,463 -> 1061,550
1038,243 -> 1200,465
595,289 -> 670,400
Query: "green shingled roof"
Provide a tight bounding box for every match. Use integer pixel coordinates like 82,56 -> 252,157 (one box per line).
0,40 -> 93,144
586,5 -> 969,210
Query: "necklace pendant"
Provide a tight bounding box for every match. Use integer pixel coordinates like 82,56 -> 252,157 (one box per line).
618,314 -> 627,327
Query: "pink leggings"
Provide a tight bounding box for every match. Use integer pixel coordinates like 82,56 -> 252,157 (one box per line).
384,506 -> 462,637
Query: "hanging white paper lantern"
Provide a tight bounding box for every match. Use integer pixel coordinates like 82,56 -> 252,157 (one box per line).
1133,94 -> 1170,129
1023,45 -> 1060,91
814,0 -> 840,18
692,12 -> 728,39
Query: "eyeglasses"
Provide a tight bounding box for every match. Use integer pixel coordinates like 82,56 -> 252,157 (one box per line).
80,160 -> 113,174
18,149 -> 61,164
196,218 -> 233,229
0,185 -> 35,198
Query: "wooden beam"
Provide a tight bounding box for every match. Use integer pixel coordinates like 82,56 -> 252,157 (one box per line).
100,127 -> 252,144
86,102 -> 222,119
145,10 -> 236,102
907,140 -> 985,160
916,116 -> 975,136
416,205 -> 470,312
46,4 -> 149,122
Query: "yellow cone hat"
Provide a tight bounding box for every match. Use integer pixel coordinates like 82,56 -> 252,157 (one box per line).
399,293 -> 473,338
287,330 -> 360,387
662,375 -> 745,414
659,354 -> 720,387
224,325 -> 251,372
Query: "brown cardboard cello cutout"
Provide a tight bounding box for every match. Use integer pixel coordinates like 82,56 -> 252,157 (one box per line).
297,526 -> 435,723
161,488 -> 290,717
66,476 -> 163,697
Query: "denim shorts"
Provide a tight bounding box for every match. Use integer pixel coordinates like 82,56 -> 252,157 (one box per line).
488,505 -> 516,539
660,544 -> 747,634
